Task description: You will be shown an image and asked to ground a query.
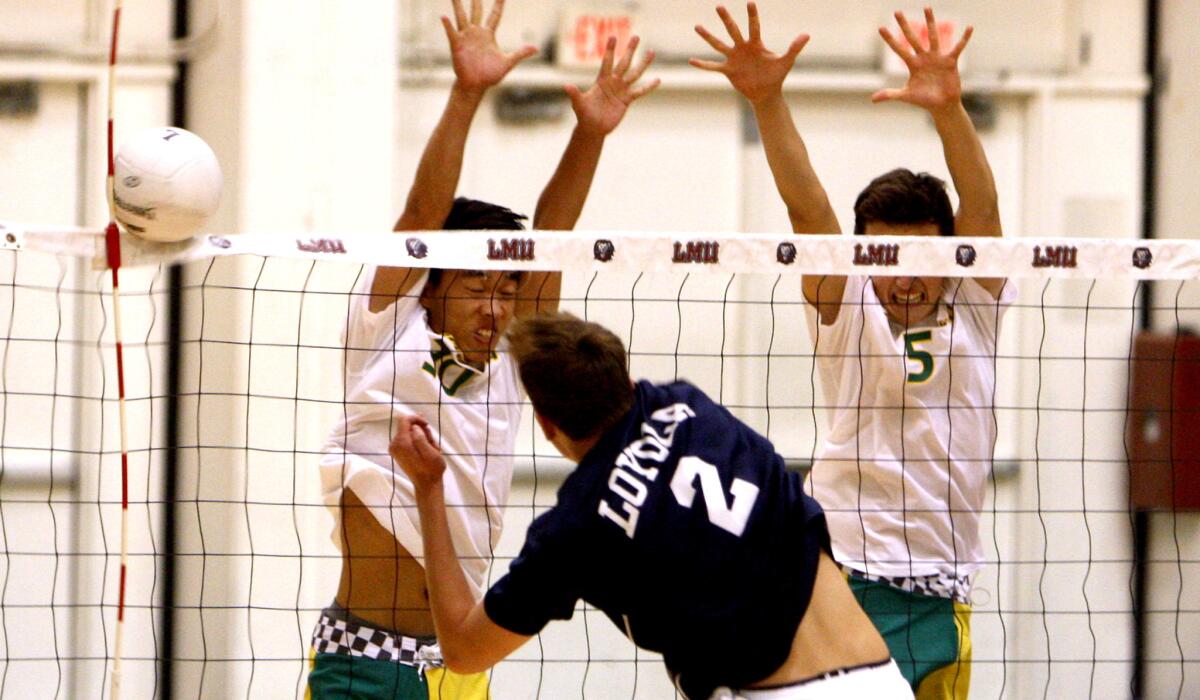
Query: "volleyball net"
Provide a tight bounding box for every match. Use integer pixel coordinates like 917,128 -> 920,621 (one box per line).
0,225 -> 1197,698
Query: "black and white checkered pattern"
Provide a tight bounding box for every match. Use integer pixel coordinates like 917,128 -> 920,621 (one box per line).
843,565 -> 972,605
311,609 -> 438,667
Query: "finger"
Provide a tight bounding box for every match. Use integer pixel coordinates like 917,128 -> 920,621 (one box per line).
418,421 -> 436,446
564,82 -> 583,106
615,35 -> 640,76
924,7 -> 940,53
878,27 -> 915,65
411,424 -> 442,463
716,5 -> 745,44
747,2 -> 761,44
506,44 -> 539,67
625,48 -> 655,85
470,0 -> 482,25
781,33 -> 810,66
440,15 -> 459,46
950,25 -> 974,59
688,57 -> 726,72
895,11 -> 923,54
600,35 -> 616,76
450,0 -> 468,30
871,87 -> 906,103
628,77 -> 661,101
485,0 -> 505,31
695,25 -> 732,55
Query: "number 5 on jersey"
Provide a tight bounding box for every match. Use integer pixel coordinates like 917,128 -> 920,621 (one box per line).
670,456 -> 760,537
905,330 -> 934,383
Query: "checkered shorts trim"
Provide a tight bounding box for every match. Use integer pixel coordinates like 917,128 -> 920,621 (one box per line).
311,608 -> 441,668
843,565 -> 972,605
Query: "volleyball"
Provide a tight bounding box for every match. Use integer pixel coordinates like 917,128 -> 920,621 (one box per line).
113,126 -> 222,242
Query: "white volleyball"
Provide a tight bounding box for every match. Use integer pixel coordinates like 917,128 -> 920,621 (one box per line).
113,127 -> 222,242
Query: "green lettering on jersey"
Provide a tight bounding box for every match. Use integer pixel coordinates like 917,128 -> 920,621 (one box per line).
422,337 -> 477,397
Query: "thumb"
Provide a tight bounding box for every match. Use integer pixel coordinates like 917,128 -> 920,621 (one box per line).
871,88 -> 905,103
507,44 -> 538,67
781,34 -> 810,66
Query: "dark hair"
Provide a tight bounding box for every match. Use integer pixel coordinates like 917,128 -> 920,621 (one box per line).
443,197 -> 527,231
853,168 -> 954,237
427,198 -> 528,290
507,312 -> 634,441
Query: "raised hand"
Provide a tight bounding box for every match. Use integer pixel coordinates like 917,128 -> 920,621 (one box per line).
689,3 -> 809,105
441,0 -> 538,94
567,36 -> 661,137
873,7 -> 972,112
389,415 -> 447,489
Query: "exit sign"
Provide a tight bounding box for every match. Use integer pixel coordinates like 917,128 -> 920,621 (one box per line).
557,2 -> 638,70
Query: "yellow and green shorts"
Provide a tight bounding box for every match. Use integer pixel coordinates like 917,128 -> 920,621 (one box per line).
848,574 -> 972,700
306,605 -> 490,700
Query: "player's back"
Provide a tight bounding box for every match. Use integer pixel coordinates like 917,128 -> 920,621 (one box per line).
561,380 -> 829,698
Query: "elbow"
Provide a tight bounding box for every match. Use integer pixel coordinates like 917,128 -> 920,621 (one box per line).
438,640 -> 493,675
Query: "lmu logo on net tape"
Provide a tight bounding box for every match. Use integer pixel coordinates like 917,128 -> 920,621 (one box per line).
488,238 -> 535,261
672,241 -> 719,264
1032,245 -> 1077,269
852,243 -> 899,267
297,238 -> 347,254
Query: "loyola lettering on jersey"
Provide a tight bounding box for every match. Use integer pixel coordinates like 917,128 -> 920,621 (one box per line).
597,403 -> 695,538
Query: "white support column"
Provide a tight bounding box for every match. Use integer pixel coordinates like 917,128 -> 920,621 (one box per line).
181,1 -> 396,696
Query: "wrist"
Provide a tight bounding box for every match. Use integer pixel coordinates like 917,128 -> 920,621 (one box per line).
450,81 -> 488,104
928,100 -> 967,125
413,475 -> 445,499
572,121 -> 610,141
748,90 -> 786,111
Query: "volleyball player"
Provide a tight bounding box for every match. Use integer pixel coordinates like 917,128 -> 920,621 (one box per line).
390,312 -> 913,699
692,5 -> 1014,698
307,0 -> 659,696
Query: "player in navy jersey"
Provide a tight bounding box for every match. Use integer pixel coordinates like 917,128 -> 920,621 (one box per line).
389,312 -> 913,699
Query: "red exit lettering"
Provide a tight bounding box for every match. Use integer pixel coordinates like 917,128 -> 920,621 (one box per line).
572,15 -> 633,62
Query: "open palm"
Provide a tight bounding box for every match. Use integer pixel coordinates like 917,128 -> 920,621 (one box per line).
873,7 -> 972,111
569,36 -> 660,136
689,3 -> 808,105
441,0 -> 537,93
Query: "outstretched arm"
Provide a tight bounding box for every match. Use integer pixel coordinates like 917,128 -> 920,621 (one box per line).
690,3 -> 844,321
389,415 -> 531,673
518,36 -> 660,317
370,0 -> 538,312
875,7 -> 1005,297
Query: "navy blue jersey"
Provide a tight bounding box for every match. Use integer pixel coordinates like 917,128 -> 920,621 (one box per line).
484,380 -> 829,700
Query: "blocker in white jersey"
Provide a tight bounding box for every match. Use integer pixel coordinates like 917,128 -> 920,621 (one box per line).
805,274 -> 1016,589
320,268 -> 523,594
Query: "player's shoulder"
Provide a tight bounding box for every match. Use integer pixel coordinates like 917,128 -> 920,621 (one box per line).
636,380 -> 718,418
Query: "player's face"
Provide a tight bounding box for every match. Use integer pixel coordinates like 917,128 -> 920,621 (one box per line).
422,270 -> 520,369
865,221 -> 946,327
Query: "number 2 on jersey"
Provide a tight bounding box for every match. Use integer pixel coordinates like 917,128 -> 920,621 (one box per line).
905,330 -> 934,383
669,456 -> 760,537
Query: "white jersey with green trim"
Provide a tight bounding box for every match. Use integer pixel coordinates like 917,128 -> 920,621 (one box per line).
804,275 -> 1016,585
320,269 -> 524,595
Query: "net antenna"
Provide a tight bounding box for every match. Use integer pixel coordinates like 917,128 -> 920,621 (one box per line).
104,2 -> 131,697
